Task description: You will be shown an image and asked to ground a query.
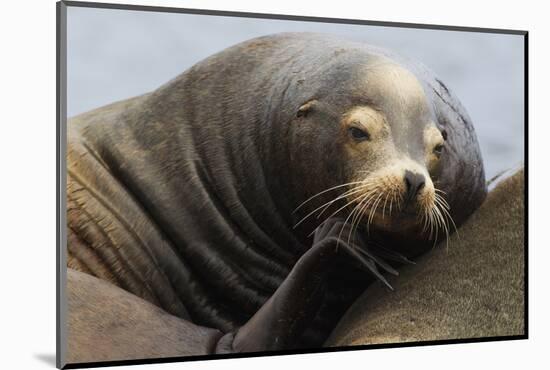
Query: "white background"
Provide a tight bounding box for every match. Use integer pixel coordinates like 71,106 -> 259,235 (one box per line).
0,0 -> 544,369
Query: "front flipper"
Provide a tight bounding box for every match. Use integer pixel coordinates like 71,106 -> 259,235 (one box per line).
316,218 -> 400,289
215,217 -> 397,353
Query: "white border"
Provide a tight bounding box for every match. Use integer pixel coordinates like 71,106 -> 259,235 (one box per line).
2,0 -> 545,369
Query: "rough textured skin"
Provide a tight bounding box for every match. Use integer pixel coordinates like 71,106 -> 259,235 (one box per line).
66,32 -> 487,355
326,169 -> 525,346
66,269 -> 222,364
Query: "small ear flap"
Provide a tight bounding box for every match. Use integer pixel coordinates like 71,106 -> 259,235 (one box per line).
297,100 -> 317,118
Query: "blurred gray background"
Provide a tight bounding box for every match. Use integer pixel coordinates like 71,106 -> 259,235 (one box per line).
67,7 -> 525,179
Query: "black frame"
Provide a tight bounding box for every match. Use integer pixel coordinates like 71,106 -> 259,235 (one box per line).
56,1 -> 529,368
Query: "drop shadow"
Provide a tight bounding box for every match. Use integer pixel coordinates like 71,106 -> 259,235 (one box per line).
34,353 -> 57,367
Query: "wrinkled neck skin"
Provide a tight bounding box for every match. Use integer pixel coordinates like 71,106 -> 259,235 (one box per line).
81,41 -> 323,270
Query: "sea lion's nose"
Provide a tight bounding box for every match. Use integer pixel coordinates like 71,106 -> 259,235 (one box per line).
404,170 -> 425,202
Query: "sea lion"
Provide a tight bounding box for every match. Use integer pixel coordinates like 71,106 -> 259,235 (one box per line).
66,32 -> 486,359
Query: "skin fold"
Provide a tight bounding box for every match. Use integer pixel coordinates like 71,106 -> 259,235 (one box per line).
66,33 -> 487,361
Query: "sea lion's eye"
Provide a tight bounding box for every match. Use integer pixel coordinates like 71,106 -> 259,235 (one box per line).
441,129 -> 448,141
433,143 -> 444,157
349,127 -> 370,141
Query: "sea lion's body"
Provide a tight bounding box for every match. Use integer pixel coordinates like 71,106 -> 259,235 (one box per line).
67,33 -> 486,356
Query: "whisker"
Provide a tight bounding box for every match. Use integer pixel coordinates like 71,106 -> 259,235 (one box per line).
435,194 -> 459,239
367,192 -> 385,230
346,192 -> 373,246
430,206 -> 440,249
351,189 -> 379,227
293,185 -> 369,229
337,200 -> 366,250
433,202 -> 449,249
353,186 -> 382,237
352,188 -> 378,241
435,195 -> 451,211
388,188 -> 395,216
342,190 -> 374,248
347,195 -> 368,245
293,181 -> 368,213
316,183 -> 378,217
422,207 -> 431,233
305,188 -> 376,238
381,191 -> 390,219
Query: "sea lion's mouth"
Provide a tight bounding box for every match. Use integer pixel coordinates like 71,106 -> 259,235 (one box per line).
364,207 -> 423,230
363,203 -> 421,221
400,207 -> 422,218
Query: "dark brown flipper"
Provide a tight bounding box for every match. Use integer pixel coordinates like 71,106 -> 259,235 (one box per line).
216,218 -> 396,353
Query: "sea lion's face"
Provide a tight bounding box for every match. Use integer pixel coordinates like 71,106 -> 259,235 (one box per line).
340,107 -> 447,234
292,59 -> 456,239
337,62 -> 449,235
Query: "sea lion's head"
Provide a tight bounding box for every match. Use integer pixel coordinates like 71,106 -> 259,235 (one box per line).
290,54 -> 476,243
338,61 -> 449,236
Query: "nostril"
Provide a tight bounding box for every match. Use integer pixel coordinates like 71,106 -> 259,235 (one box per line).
417,180 -> 425,192
405,176 -> 412,192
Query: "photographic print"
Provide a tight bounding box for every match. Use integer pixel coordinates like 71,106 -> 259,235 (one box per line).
57,1 -> 527,368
